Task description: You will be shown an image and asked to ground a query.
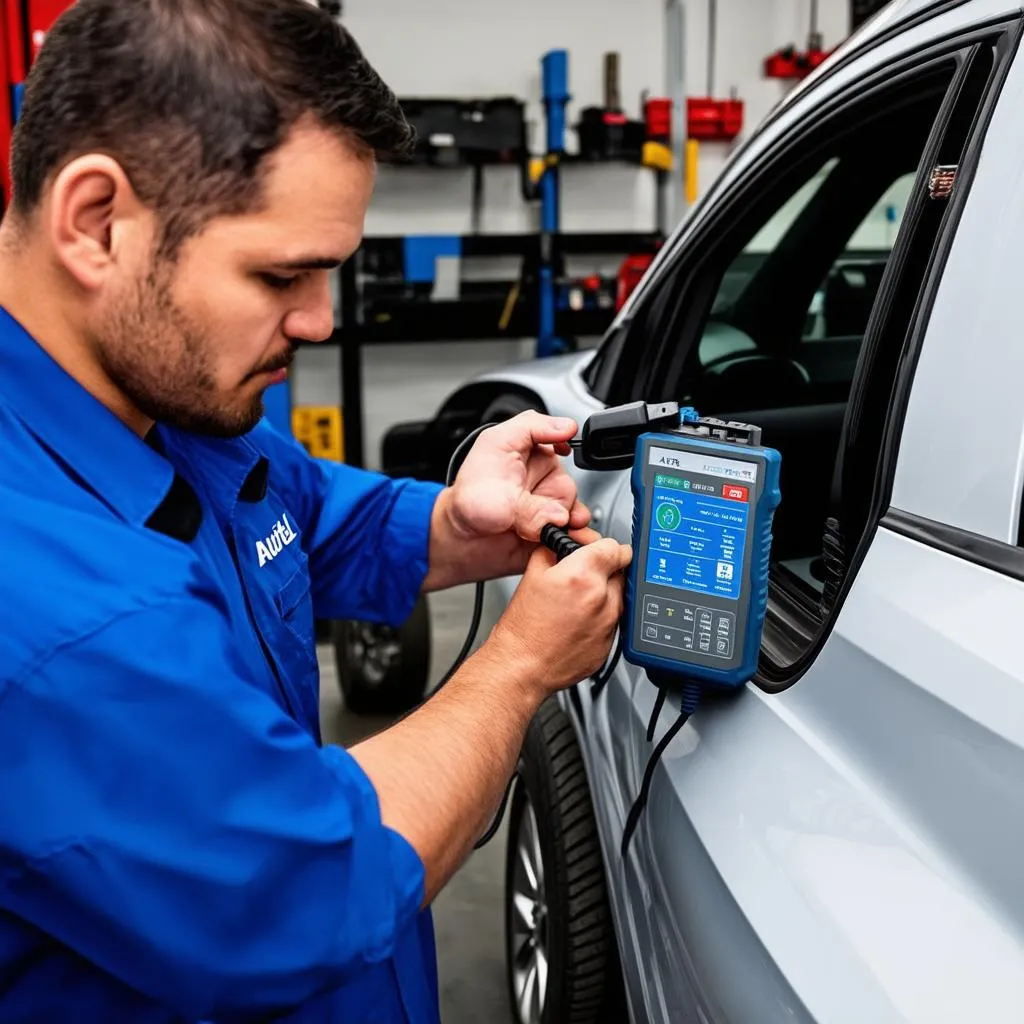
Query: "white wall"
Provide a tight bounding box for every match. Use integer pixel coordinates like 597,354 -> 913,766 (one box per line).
294,0 -> 854,466
342,0 -> 851,235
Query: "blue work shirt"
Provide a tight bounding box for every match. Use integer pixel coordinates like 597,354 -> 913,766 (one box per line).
0,307 -> 445,1023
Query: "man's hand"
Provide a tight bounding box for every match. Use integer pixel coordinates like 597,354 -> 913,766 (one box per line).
424,411 -> 592,591
487,537 -> 633,698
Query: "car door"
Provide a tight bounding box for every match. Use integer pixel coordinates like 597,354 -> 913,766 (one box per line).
576,6 -> 1024,1022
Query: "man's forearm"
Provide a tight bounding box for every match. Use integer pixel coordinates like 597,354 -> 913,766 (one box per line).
348,639 -> 543,904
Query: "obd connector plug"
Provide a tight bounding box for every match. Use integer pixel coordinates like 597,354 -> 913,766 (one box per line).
571,401 -> 682,472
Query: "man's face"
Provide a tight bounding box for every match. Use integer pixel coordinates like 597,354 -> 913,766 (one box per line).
93,123 -> 374,437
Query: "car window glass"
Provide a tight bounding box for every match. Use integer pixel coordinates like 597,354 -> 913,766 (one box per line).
703,150 -> 919,404
803,172 -> 915,343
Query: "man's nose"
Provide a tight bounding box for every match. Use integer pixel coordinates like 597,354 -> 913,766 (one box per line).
285,273 -> 335,344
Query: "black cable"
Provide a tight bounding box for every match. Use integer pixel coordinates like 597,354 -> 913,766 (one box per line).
436,581 -> 485,691
621,710 -> 690,859
646,687 -> 667,742
433,423 -> 496,696
475,776 -> 515,849
539,523 -> 582,561
621,680 -> 702,859
590,630 -> 623,697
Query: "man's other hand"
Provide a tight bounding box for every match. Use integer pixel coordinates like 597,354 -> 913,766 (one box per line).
425,412 -> 596,589
488,536 -> 633,696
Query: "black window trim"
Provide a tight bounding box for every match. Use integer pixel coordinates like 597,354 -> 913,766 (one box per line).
884,508 -> 1024,583
755,16 -> 1023,693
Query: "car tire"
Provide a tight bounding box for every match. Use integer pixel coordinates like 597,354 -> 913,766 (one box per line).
481,393 -> 542,426
331,595 -> 431,716
505,698 -> 628,1024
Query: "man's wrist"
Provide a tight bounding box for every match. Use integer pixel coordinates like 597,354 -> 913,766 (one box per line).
424,489 -> 470,592
461,636 -> 548,720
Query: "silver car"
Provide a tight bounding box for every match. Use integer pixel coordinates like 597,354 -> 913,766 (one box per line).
397,2 -> 1024,1020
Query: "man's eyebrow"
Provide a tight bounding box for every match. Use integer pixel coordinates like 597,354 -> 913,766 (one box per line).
271,256 -> 346,271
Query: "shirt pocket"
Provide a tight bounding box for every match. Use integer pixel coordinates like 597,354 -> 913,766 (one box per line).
274,562 -> 317,661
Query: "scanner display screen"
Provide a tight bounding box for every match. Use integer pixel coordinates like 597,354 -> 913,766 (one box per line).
633,443 -> 761,668
644,447 -> 757,603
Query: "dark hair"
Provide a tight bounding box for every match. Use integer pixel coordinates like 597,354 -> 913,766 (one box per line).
10,0 -> 413,256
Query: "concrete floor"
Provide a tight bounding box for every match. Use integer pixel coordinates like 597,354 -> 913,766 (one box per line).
319,584 -> 511,1024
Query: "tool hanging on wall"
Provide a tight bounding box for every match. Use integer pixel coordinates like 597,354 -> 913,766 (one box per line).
764,0 -> 832,80
685,0 -> 744,204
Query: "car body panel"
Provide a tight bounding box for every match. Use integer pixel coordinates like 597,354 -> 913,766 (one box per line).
478,3 -> 1024,1021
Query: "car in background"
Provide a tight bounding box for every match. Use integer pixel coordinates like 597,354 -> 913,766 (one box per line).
386,2 -> 1024,1021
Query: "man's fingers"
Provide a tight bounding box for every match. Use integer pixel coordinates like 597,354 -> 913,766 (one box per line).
568,526 -> 602,546
577,537 -> 633,578
568,500 -> 591,530
526,543 -> 558,574
520,495 -> 571,540
486,410 -> 578,451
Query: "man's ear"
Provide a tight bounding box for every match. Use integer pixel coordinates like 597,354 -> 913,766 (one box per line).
47,154 -> 149,291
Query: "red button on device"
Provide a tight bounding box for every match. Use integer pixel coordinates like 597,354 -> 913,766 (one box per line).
723,485 -> 749,502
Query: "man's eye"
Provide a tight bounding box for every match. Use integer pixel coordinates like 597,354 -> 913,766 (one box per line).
260,273 -> 298,291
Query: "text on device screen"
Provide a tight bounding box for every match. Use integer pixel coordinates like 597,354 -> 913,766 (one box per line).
644,446 -> 758,602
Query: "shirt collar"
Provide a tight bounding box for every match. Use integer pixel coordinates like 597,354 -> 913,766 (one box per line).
159,429 -> 270,523
0,306 -> 178,528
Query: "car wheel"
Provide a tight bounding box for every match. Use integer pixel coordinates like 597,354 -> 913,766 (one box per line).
505,698 -> 627,1024
331,595 -> 431,716
481,393 -> 542,426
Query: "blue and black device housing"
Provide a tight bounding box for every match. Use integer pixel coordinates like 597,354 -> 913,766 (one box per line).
624,412 -> 781,690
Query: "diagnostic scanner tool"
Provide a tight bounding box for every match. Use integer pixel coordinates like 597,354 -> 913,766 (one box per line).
625,414 -> 781,689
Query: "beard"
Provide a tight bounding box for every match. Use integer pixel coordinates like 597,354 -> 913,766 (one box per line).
95,259 -> 291,439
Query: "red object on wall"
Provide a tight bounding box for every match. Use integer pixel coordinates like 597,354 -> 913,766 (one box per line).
764,46 -> 832,80
5,0 -> 25,84
616,253 -> 655,311
26,0 -> 74,62
687,97 -> 743,142
644,97 -> 673,142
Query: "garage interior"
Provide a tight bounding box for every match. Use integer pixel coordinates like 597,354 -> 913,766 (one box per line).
0,0 -> 913,1021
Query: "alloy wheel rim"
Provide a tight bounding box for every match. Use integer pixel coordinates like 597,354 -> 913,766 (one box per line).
511,796 -> 548,1024
346,623 -> 401,687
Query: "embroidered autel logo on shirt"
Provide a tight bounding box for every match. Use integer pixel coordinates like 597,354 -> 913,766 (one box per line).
256,514 -> 298,567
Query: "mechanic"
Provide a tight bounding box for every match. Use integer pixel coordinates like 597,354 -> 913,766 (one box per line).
0,2 -> 631,1022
